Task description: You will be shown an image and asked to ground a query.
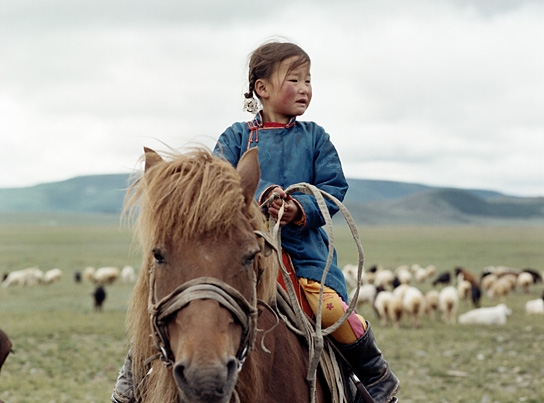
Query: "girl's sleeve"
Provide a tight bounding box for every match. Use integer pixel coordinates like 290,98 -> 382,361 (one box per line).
214,125 -> 243,167
214,125 -> 279,202
291,130 -> 349,231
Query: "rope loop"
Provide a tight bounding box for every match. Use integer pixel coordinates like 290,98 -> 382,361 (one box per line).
264,183 -> 366,403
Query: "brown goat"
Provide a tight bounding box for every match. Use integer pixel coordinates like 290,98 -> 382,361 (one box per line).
455,267 -> 478,285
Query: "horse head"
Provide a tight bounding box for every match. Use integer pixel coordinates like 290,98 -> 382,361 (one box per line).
125,147 -> 277,403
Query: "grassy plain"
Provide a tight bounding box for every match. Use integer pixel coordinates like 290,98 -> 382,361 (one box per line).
1,214 -> 543,402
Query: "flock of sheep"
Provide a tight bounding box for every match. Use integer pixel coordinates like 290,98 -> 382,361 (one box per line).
0,265 -> 137,376
1,267 -> 63,287
343,263 -> 544,328
1,265 -> 136,288
1,265 -> 137,312
80,265 -> 136,285
3,260 -> 542,326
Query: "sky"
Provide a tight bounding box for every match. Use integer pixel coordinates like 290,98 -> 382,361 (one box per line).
1,0 -> 543,197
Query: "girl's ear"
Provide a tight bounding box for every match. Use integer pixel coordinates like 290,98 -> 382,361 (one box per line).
254,79 -> 269,99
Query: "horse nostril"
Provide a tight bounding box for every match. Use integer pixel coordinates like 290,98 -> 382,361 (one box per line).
227,358 -> 238,379
173,362 -> 187,386
226,357 -> 238,380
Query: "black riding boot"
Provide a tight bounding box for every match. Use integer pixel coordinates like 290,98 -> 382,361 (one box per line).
336,322 -> 400,403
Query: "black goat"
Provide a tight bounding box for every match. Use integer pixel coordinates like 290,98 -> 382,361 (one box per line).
471,284 -> 482,308
93,285 -> 107,312
432,272 -> 451,286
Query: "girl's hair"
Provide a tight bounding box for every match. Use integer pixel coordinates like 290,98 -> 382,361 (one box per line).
244,41 -> 310,112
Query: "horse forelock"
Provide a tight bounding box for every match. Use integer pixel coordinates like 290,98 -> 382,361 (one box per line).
128,148 -> 247,249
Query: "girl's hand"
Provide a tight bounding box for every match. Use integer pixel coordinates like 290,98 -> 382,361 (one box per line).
267,187 -> 300,226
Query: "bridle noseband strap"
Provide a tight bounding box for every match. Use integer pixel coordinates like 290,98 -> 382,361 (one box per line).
148,276 -> 258,369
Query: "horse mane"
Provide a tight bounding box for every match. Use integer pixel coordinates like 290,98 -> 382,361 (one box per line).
123,147 -> 278,402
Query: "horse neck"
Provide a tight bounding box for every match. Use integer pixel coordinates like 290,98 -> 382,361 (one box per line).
235,307 -> 326,402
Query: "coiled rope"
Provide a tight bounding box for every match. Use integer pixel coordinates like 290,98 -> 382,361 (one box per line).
261,183 -> 366,403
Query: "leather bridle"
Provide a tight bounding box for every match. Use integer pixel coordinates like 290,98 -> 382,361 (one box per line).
146,237 -> 264,372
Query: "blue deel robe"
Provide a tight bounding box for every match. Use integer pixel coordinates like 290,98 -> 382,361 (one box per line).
213,112 -> 350,302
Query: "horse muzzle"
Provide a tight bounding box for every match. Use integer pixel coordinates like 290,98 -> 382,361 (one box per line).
174,355 -> 239,403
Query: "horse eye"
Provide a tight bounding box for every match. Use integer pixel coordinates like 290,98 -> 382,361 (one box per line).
153,250 -> 166,264
244,252 -> 257,267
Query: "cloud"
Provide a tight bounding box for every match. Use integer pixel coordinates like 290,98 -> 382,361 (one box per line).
1,0 -> 543,196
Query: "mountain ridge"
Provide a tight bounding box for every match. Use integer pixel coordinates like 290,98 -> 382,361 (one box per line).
1,174 -> 543,225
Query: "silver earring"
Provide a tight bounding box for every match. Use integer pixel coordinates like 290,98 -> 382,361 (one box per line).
243,97 -> 260,113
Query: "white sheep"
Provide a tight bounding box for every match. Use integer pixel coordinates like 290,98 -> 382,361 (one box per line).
480,273 -> 498,292
395,266 -> 412,285
516,272 -> 534,294
401,286 -> 425,328
364,264 -> 385,285
93,266 -> 120,285
343,264 -> 357,291
413,265 -> 431,284
351,283 -> 377,311
456,279 -> 471,302
487,276 -> 515,299
2,270 -> 26,288
439,286 -> 459,324
342,263 -> 367,295
43,268 -> 63,284
374,269 -> 395,290
500,273 -> 518,289
387,294 -> 404,328
121,265 -> 136,283
83,266 -> 96,282
374,290 -> 394,326
525,294 -> 544,315
392,283 -> 410,301
458,304 -> 511,325
2,267 -> 44,287
396,264 -> 410,273
424,265 -> 436,279
424,290 -> 440,320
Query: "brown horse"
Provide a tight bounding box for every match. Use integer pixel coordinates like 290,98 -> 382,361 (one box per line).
0,328 -> 12,372
124,147 -> 332,403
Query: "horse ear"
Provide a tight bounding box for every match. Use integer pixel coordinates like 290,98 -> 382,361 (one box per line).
143,147 -> 163,172
236,147 -> 260,206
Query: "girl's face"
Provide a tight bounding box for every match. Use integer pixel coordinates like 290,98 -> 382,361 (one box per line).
259,56 -> 312,123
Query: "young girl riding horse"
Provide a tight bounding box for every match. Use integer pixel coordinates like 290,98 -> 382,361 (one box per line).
112,40 -> 399,403
213,40 -> 399,403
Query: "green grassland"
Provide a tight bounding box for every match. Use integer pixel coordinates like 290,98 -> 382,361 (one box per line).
1,214 -> 543,402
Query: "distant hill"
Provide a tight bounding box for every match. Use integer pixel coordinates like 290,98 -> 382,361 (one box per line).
345,178 -> 505,204
344,184 -> 544,226
1,174 -> 543,226
0,174 -> 130,214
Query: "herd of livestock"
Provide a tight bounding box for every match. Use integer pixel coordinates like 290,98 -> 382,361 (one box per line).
342,263 -> 544,328
3,262 -> 543,327
1,260 -> 543,377
3,261 -> 543,326
0,264 -> 137,373
1,265 -> 137,312
1,265 -> 136,288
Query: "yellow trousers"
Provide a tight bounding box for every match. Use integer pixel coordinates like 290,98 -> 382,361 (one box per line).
298,278 -> 367,344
